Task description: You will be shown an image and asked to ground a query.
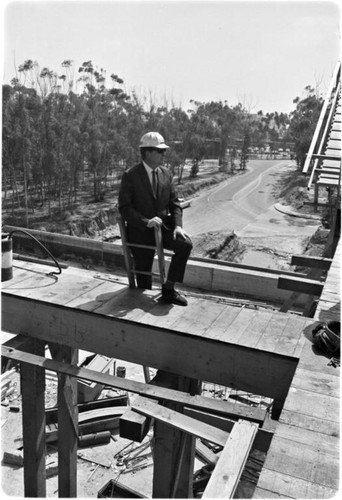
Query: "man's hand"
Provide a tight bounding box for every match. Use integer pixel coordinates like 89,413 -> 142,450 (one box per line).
147,216 -> 163,228
173,226 -> 191,240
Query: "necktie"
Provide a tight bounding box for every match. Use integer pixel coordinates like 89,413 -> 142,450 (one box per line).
152,169 -> 158,198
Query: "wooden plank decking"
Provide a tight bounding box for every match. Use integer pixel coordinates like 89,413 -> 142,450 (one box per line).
255,240 -> 340,498
1,241 -> 340,498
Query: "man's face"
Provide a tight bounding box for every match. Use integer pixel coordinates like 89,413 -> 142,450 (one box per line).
145,148 -> 166,169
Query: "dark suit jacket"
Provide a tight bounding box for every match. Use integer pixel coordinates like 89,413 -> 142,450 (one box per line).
118,162 -> 183,244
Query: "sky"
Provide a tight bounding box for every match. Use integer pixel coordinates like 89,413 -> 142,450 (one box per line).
1,0 -> 341,114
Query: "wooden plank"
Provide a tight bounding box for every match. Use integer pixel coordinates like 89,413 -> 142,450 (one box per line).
65,280 -> 128,311
137,296 -> 195,329
2,293 -> 299,400
196,439 -> 219,465
4,270 -> 55,295
120,408 -> 151,442
278,275 -> 324,296
317,178 -> 340,187
152,375 -> 200,498
20,339 -> 46,497
202,303 -> 242,340
46,395 -> 128,424
256,469 -> 338,498
132,397 -> 230,446
256,313 -> 290,352
274,315 -> 307,356
1,345 -> 266,423
55,346 -> 78,497
275,422 -> 339,458
120,370 -> 183,442
283,386 -> 340,423
238,308 -> 273,348
4,267 -> 103,306
311,153 -> 341,161
291,255 -> 333,270
118,215 -> 136,287
263,435 -> 339,489
94,287 -> 160,321
170,299 -> 228,336
202,419 -> 258,498
220,306 -> 259,343
3,264 -> 42,285
78,406 -> 127,423
279,409 -> 340,437
184,407 -> 274,453
291,367 -> 340,398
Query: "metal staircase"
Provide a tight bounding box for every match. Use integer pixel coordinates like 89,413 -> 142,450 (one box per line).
302,61 -> 341,210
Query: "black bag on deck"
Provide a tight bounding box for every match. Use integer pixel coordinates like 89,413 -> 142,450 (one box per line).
312,321 -> 340,357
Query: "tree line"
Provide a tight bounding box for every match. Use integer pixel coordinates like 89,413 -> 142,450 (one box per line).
2,59 -> 323,225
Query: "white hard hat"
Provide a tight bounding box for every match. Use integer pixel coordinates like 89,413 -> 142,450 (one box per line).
139,132 -> 169,149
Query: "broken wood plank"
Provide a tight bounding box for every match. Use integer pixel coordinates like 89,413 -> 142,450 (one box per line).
202,419 -> 258,498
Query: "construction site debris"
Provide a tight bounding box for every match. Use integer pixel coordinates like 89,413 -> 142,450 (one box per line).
45,394 -> 128,425
97,478 -> 147,498
78,355 -> 115,403
2,451 -> 24,467
78,431 -> 112,447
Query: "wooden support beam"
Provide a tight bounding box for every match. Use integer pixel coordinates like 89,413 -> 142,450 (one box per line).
278,275 -> 324,296
151,376 -> 201,499
20,339 -> 46,497
2,293 -> 298,401
184,407 -> 274,454
120,370 -> 200,443
132,397 -> 229,447
120,408 -> 151,442
291,255 -> 333,270
310,153 -> 341,161
54,346 -> 78,498
202,419 -> 258,498
1,346 -> 267,423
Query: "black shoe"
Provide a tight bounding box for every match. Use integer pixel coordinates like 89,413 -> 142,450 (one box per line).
161,288 -> 188,306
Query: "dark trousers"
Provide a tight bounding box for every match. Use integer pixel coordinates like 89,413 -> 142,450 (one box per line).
131,227 -> 193,289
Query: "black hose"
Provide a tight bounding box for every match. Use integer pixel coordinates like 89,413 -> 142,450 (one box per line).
8,229 -> 62,277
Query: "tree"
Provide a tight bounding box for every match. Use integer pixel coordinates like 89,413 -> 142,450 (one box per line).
239,129 -> 250,170
288,87 -> 323,168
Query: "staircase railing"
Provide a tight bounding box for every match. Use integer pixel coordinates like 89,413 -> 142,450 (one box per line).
302,61 -> 341,185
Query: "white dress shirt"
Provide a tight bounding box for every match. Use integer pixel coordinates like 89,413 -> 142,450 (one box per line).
142,161 -> 158,189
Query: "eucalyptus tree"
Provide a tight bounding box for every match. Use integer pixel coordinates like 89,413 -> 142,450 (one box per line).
2,73 -> 41,225
78,61 -> 130,201
288,86 -> 323,168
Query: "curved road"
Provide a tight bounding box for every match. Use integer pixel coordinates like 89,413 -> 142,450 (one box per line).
184,159 -> 291,236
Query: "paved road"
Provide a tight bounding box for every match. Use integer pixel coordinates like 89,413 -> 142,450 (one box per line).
184,159 -> 292,236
